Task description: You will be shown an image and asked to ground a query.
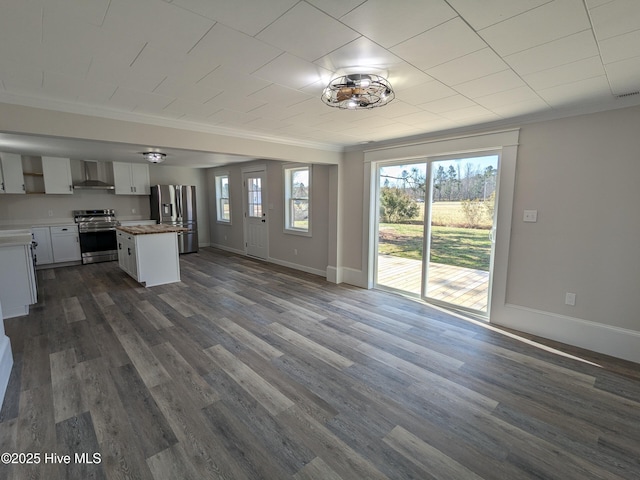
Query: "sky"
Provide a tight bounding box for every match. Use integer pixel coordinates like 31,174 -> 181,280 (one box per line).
380,154 -> 499,184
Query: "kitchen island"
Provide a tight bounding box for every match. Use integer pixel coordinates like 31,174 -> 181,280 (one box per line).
116,224 -> 187,287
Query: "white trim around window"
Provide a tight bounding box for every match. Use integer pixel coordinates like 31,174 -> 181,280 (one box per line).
283,163 -> 312,236
215,173 -> 231,224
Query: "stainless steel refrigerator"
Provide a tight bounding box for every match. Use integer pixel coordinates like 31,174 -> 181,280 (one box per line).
150,185 -> 198,254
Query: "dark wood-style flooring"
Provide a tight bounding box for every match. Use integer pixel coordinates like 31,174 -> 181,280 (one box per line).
0,247 -> 639,479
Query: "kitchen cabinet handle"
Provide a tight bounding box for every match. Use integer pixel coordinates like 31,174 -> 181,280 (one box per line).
62,228 -> 68,231
69,185 -> 72,191
127,247 -> 131,256
22,184 -> 25,191
118,243 -> 122,250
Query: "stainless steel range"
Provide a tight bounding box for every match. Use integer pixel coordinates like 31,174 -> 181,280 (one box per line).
73,209 -> 120,264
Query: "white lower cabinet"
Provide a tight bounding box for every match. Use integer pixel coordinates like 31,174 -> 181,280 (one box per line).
31,227 -> 54,265
116,229 -> 180,287
0,244 -> 37,318
50,225 -> 81,263
117,231 -> 138,279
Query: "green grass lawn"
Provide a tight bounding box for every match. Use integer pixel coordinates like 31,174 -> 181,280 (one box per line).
378,223 -> 491,271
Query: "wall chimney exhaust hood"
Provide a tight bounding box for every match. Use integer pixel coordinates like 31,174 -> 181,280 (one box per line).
73,160 -> 115,190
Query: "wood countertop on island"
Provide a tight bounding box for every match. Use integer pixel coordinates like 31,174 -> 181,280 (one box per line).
116,224 -> 188,235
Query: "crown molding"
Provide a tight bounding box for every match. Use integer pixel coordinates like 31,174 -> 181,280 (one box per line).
0,93 -> 344,153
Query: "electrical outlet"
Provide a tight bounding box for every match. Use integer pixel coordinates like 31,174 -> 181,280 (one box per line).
48,210 -> 53,217
131,208 -> 136,214
565,292 -> 576,306
523,210 -> 538,222
294,249 -> 298,255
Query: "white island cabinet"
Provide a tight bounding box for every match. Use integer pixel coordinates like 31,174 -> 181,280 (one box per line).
116,224 -> 185,287
0,230 -> 37,318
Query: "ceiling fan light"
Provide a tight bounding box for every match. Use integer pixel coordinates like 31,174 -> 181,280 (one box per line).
143,152 -> 166,163
321,73 -> 395,110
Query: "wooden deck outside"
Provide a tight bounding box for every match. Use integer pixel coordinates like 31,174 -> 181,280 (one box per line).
377,254 -> 489,312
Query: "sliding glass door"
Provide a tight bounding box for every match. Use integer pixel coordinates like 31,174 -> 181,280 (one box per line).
375,152 -> 500,315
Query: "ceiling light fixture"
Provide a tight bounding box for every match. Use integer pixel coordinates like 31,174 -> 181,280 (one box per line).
143,152 -> 166,163
321,73 -> 395,110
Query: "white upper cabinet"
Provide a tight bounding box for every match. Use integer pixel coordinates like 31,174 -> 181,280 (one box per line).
113,162 -> 150,195
0,152 -> 25,194
42,156 -> 73,194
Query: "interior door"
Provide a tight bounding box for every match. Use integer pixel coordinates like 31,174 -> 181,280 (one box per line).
243,170 -> 268,259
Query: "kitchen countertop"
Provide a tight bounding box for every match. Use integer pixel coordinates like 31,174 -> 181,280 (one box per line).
0,229 -> 33,246
116,224 -> 188,235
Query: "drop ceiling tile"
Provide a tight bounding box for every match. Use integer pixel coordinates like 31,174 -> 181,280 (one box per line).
504,30 -> 599,76
284,97 -> 332,117
589,0 -> 640,40
474,86 -> 541,109
245,103 -> 303,121
604,57 -> 640,95
426,48 -> 509,86
391,18 -> 487,70
1,66 -> 43,94
479,0 -> 591,56
523,56 -> 606,90
102,0 -> 214,55
109,87 -> 175,111
341,0 -> 457,48
375,101 -> 424,119
171,0 -> 297,36
454,70 -> 527,98
0,1 -> 42,46
153,76 -> 223,104
198,66 -> 271,97
420,95 -> 477,114
188,23 -> 282,74
164,98 -> 222,118
489,97 -> 550,117
305,0 -> 364,18
249,84 -> 313,108
244,116 -> 293,131
205,94 -> 267,114
394,110 -> 444,127
537,75 -> 612,107
253,54 -> 332,90
314,36 -> 403,74
207,108 -> 260,125
76,80 -> 118,105
447,0 -> 551,30
598,29 -> 640,64
395,80 -> 457,104
386,64 -> 434,91
42,72 -> 82,101
256,2 -> 359,62
129,46 -> 189,85
585,0 -> 614,8
44,0 -> 110,26
440,105 -> 495,121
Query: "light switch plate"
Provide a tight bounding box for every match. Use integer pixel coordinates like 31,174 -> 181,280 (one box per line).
523,210 -> 538,222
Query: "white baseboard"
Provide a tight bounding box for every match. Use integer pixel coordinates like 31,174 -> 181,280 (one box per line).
0,335 -> 13,411
326,266 -> 342,284
267,257 -> 326,278
208,243 -> 246,256
342,267 -> 367,288
492,303 -> 640,364
2,305 -> 29,319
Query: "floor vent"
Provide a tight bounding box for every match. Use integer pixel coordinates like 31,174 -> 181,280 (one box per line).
616,91 -> 640,98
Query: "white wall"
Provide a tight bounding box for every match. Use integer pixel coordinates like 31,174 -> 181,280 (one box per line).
208,160 -> 331,276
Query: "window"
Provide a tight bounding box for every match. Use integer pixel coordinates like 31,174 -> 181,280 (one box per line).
215,174 -> 231,223
284,164 -> 311,235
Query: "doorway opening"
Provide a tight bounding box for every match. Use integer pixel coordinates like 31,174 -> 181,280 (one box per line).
375,153 -> 499,316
